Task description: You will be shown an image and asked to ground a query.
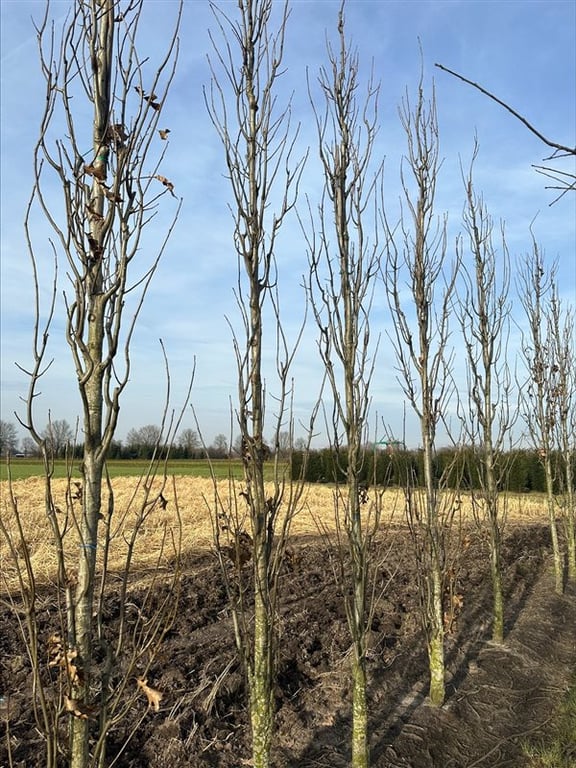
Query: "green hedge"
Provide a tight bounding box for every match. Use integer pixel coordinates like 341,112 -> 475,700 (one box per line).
292,447 -> 575,494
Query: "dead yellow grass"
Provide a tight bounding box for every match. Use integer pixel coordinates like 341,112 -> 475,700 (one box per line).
0,476 -> 548,593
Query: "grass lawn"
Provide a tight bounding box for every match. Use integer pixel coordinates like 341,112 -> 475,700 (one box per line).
0,457 -> 257,482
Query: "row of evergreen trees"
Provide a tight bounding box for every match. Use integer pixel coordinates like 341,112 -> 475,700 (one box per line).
291,447 -> 575,494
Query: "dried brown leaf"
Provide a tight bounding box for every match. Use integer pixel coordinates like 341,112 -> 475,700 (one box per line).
154,175 -> 175,195
84,163 -> 106,181
136,677 -> 163,712
106,123 -> 128,147
64,695 -> 98,720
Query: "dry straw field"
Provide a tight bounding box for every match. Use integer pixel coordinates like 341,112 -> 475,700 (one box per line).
1,475 -> 548,591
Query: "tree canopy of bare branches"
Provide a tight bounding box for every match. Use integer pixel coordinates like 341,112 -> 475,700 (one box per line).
205,2 -> 311,766
304,5 -> 384,764
455,143 -> 515,642
518,247 -> 576,591
4,2 -> 183,766
384,75 -> 460,707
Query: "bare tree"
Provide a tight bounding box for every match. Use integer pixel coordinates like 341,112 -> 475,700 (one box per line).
42,418 -> 74,458
304,7 -> 383,765
5,2 -> 183,766
294,436 -> 307,451
211,432 -> 229,458
205,2 -> 311,766
384,76 -> 460,707
126,425 -> 162,445
455,146 -> 515,643
21,435 -> 40,457
517,246 -> 564,593
126,424 -> 163,457
276,430 -> 291,458
548,286 -> 576,581
0,420 -> 19,456
177,427 -> 200,455
435,63 -> 576,203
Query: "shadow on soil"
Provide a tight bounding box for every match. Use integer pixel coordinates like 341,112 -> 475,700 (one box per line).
2,523 -> 575,768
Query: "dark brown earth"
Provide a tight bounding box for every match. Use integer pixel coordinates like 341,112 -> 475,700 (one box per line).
2,523 -> 575,767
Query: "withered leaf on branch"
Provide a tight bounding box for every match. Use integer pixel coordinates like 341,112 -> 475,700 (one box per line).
47,633 -> 64,665
159,128 -> 171,140
106,122 -> 128,146
158,493 -> 168,510
136,677 -> 163,711
223,530 -> 253,568
84,163 -> 106,181
64,649 -> 83,685
443,593 -> 464,634
64,695 -> 99,720
66,568 -> 78,588
134,85 -> 161,110
47,634 -> 83,685
154,174 -> 175,196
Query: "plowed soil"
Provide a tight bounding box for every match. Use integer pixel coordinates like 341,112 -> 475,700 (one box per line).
2,521 -> 575,767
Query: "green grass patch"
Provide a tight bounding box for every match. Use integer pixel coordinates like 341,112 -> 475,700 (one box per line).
523,672 -> 576,767
1,458 -> 256,482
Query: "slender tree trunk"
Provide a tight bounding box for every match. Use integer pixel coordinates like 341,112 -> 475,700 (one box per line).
69,3 -> 113,761
351,650 -> 368,768
489,515 -> 504,642
250,569 -> 273,768
347,469 -> 369,767
423,424 -> 446,706
544,457 -> 563,594
426,537 -> 445,706
346,371 -> 370,765
485,440 -> 504,643
564,446 -> 576,581
566,515 -> 576,582
70,327 -> 106,767
428,597 -> 445,707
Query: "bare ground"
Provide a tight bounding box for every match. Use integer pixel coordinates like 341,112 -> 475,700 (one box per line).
1,522 -> 575,767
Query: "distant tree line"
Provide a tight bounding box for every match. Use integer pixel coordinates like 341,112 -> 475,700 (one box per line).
3,415 -> 573,494
291,447 -> 575,495
1,419 -> 301,462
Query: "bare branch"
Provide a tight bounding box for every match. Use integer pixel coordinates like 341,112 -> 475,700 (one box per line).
434,63 -> 576,156
435,62 -> 576,204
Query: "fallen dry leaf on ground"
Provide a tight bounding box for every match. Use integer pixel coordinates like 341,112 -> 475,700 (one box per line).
136,677 -> 163,711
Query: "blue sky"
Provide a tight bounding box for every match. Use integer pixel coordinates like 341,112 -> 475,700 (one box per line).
1,0 -> 575,450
